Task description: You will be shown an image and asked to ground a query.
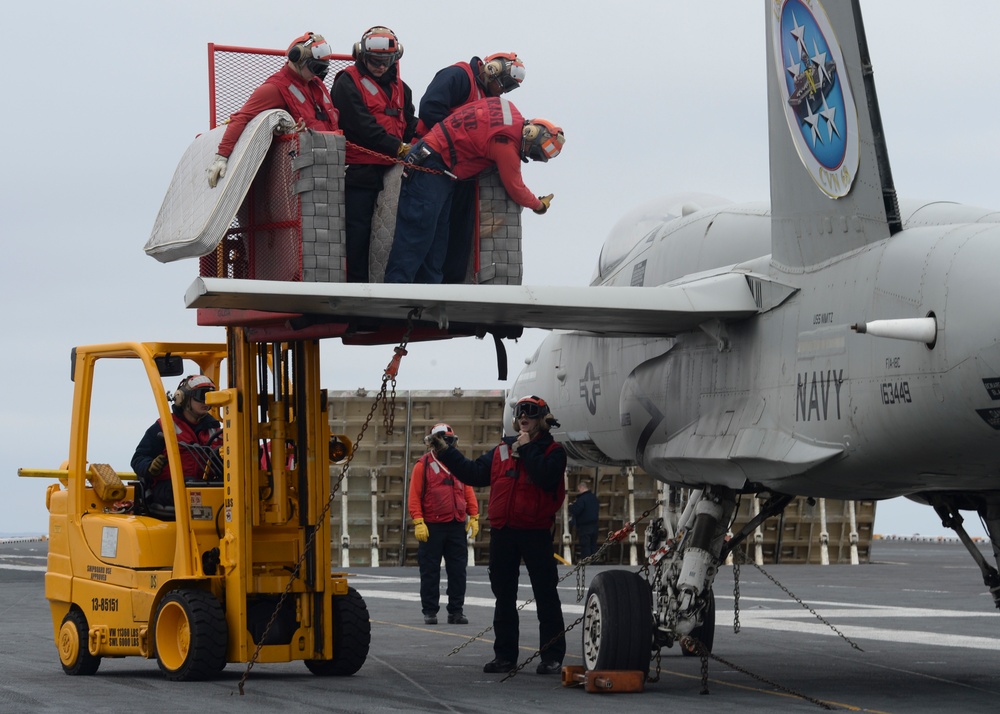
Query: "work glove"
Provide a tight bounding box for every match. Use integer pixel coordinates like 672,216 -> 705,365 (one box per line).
397,142 -> 412,158
533,193 -> 553,215
413,518 -> 429,543
273,116 -> 306,135
428,433 -> 449,454
148,454 -> 167,478
207,154 -> 228,188
466,515 -> 479,539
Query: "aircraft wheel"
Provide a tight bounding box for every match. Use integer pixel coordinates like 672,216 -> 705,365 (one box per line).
58,609 -> 101,676
154,588 -> 227,681
305,586 -> 371,676
682,588 -> 716,656
582,570 -> 652,672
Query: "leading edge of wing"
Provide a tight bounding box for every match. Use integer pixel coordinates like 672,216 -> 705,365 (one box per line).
185,272 -> 760,336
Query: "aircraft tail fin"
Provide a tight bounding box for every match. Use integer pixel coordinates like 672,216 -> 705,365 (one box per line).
767,0 -> 901,268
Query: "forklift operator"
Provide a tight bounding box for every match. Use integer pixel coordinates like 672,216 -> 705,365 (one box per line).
131,374 -> 223,509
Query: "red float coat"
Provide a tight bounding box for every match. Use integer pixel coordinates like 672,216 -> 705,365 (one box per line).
341,65 -> 408,166
216,64 -> 338,158
408,453 -> 479,524
487,440 -> 565,529
158,413 -> 220,486
423,97 -> 542,210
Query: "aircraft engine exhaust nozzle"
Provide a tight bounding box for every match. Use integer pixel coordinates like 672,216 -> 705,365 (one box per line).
851,317 -> 937,344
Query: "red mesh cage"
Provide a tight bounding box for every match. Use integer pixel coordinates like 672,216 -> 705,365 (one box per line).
207,43 -> 353,129
201,44 -> 351,282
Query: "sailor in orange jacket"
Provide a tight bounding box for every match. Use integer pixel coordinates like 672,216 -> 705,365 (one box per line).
408,423 -> 479,625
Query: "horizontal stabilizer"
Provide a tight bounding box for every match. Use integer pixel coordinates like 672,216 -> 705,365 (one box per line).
185,272 -> 761,337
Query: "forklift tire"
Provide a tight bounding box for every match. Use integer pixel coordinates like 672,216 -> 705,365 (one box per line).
58,609 -> 101,676
154,588 -> 228,681
305,586 -> 371,676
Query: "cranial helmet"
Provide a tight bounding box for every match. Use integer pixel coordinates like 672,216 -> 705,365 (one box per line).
522,119 -> 565,162
287,32 -> 335,78
430,422 -> 458,446
354,26 -> 403,68
173,374 -> 217,408
481,52 -> 526,93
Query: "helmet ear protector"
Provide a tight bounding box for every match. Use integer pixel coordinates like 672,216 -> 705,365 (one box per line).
522,119 -> 565,162
353,26 -> 403,68
482,52 -> 526,93
173,374 -> 216,408
287,32 -> 334,62
287,32 -> 334,77
426,422 -> 459,446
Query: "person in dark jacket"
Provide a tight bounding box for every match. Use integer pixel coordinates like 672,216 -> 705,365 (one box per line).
568,480 -> 600,560
331,25 -> 417,282
431,395 -> 567,675
131,375 -> 222,511
414,53 -> 526,283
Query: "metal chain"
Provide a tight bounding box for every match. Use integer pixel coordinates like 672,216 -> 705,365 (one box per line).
447,501 -> 662,682
345,139 -> 446,175
732,550 -> 862,651
733,560 -> 741,633
682,636 -> 836,709
238,312 -> 418,694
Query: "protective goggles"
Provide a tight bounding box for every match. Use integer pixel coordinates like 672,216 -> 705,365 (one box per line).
514,402 -> 546,419
364,54 -> 393,68
190,388 -> 214,403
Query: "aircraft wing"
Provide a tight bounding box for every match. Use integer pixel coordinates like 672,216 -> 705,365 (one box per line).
185,271 -> 761,337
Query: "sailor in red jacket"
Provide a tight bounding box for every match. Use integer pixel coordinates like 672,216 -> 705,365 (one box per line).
432,396 -> 567,675
131,375 -> 223,512
408,423 -> 480,625
207,32 -> 340,187
415,53 -> 526,283
383,97 -> 564,284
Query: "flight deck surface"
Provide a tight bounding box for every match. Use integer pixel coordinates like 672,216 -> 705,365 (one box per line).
1,539 -> 997,713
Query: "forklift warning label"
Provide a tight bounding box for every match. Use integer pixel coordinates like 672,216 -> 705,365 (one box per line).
87,565 -> 111,581
108,626 -> 139,648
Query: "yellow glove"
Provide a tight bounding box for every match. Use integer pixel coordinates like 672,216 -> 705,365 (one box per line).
148,454 -> 167,478
413,518 -> 429,543
466,515 -> 479,538
397,142 -> 412,158
533,193 -> 553,215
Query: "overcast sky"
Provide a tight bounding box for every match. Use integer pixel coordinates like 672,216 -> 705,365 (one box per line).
3,1 -> 998,540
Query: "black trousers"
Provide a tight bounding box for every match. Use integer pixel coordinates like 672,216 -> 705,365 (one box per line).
577,525 -> 599,559
345,183 -> 381,283
417,520 -> 468,616
488,527 -> 566,663
441,178 -> 476,284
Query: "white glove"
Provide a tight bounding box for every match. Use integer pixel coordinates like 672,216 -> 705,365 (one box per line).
207,154 -> 228,188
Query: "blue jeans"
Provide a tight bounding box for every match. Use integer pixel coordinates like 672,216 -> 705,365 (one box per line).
384,153 -> 454,284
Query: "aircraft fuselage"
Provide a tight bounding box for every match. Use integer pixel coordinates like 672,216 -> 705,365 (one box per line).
513,199 -> 1000,499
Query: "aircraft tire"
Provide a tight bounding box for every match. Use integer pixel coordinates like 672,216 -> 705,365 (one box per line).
582,570 -> 652,672
305,586 -> 371,676
682,588 -> 716,656
58,609 -> 101,676
153,588 -> 227,681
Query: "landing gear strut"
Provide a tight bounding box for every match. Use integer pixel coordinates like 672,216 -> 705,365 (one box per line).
930,498 -> 1000,608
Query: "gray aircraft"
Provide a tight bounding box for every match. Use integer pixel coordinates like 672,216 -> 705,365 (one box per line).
186,0 -> 1000,669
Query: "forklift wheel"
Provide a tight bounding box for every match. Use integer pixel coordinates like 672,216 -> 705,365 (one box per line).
59,610 -> 101,676
154,588 -> 227,681
305,586 -> 371,676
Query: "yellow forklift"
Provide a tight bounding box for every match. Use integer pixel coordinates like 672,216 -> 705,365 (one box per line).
27,328 -> 368,680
